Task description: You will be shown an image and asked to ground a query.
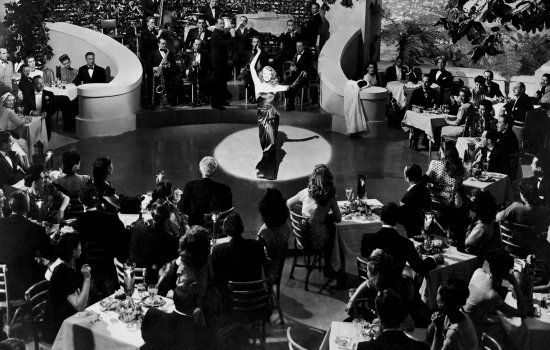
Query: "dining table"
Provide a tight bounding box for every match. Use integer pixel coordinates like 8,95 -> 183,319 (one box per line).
44,83 -> 78,101
385,81 -> 422,109
51,289 -> 174,350
402,109 -> 449,158
463,171 -> 514,206
502,292 -> 550,350
331,199 -> 383,275
16,116 -> 48,158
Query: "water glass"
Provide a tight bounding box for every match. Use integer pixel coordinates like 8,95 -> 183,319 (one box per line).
148,284 -> 158,297
352,318 -> 365,333
482,161 -> 489,177
345,187 -> 353,202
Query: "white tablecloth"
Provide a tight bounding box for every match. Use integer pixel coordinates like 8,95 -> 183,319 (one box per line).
386,81 -> 421,109
118,213 -> 153,228
52,291 -> 174,350
17,116 -> 48,157
502,293 -> 550,350
456,137 -> 476,160
402,110 -> 449,141
44,83 -> 78,101
463,172 -> 513,205
332,200 -> 383,274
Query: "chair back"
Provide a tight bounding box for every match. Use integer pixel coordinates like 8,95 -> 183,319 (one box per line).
289,211 -> 310,251
101,19 -> 117,30
287,327 -> 308,350
25,280 -> 49,348
481,332 -> 502,350
356,256 -> 369,281
499,221 -> 534,259
228,279 -> 270,319
113,258 -> 147,286
203,206 -> 234,239
0,264 -> 9,308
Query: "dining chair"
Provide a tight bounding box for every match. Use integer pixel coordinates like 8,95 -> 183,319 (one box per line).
356,256 -> 369,281
499,221 -> 533,259
256,235 -> 285,325
25,280 -> 51,350
100,19 -> 125,44
0,264 -> 27,337
287,327 -> 308,350
481,332 -> 502,350
228,279 -> 271,350
113,258 -> 147,286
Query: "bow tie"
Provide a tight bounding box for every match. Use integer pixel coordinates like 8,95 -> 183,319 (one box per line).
87,66 -> 94,70
35,91 -> 42,95
160,49 -> 167,53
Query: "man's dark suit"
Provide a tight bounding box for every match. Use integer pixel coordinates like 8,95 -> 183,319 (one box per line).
210,28 -> 230,108
503,93 -> 534,125
140,27 -> 159,58
385,65 -> 409,83
184,27 -> 211,51
399,183 -> 431,238
0,214 -> 54,299
429,68 -> 453,104
0,151 -> 25,187
285,48 -> 315,108
149,49 -> 180,105
486,81 -> 503,99
180,177 -> 232,226
73,65 -> 107,85
407,88 -> 438,110
276,31 -> 302,65
491,128 -> 519,179
201,4 -> 220,26
357,330 -> 429,350
232,26 -> 258,71
486,143 -> 510,177
183,50 -> 210,81
242,47 -> 268,98
22,89 -> 56,139
305,12 -> 322,47
18,76 -> 34,98
361,226 -> 437,275
141,307 -> 213,350
529,175 -> 550,207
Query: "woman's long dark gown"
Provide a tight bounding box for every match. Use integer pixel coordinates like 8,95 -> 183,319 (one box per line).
256,92 -> 279,180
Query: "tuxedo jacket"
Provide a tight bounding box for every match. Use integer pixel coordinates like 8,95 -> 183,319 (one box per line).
73,65 -> 107,85
140,27 -> 159,56
528,175 -> 550,207
357,330 -> 429,350
182,50 -> 210,79
0,214 -> 54,299
22,89 -> 56,117
291,49 -> 315,79
244,47 -> 268,72
18,76 -> 34,99
0,60 -> 14,88
486,143 -> 511,177
201,4 -> 220,26
361,227 -> 437,275
141,308 -> 213,350
385,65 -> 409,83
232,26 -> 258,52
399,183 -> 431,237
278,31 -> 302,62
486,81 -> 503,98
149,49 -> 178,76
429,68 -> 453,89
184,27 -> 211,50
305,13 -> 322,46
503,93 -> 534,125
0,150 -> 25,187
210,28 -> 230,69
408,88 -> 439,110
180,177 -> 232,226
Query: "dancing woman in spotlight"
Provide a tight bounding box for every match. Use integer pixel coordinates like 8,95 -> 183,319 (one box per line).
250,49 -> 289,180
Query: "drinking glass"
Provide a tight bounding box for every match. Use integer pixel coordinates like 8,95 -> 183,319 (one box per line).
345,187 -> 353,202
545,295 -> 550,314
352,317 -> 365,334
148,284 -> 158,298
482,161 -> 489,177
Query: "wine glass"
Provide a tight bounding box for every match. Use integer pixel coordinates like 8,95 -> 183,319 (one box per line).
345,187 -> 353,202
148,284 -> 158,298
482,161 -> 489,177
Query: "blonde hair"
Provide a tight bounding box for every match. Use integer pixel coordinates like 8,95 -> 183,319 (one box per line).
259,66 -> 278,86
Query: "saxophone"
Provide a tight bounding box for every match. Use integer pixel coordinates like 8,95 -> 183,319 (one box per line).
154,54 -> 170,107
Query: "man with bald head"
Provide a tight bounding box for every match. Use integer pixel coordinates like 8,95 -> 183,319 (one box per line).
501,82 -> 534,127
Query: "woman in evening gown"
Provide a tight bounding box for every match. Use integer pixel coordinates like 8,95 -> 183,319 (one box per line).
250,50 -> 289,180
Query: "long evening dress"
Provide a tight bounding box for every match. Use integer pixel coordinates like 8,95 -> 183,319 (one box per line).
256,92 -> 279,180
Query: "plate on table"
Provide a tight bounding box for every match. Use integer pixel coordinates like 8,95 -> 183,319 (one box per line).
474,174 -> 494,182
99,298 -> 119,311
335,336 -> 353,349
117,301 -> 144,323
141,295 -> 165,308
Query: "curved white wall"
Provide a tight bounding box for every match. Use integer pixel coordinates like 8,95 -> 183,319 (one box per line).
46,22 -> 142,139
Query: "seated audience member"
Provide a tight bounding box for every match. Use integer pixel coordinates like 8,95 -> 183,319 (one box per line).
495,113 -> 519,179
92,156 -> 120,212
470,75 -> 487,107
483,70 -> 503,101
129,199 -> 179,282
472,99 -> 496,136
287,164 -> 341,277
501,82 -> 534,126
0,191 -> 54,300
147,181 -> 187,237
398,163 -> 431,238
441,87 -> 475,138
496,179 -> 550,239
22,164 -> 70,223
73,52 -> 107,85
0,131 -> 26,187
536,73 -> 550,104
257,188 -> 291,281
361,203 -> 440,275
26,56 -> 43,79
429,56 -> 453,104
17,64 -> 33,100
384,56 -> 409,83
464,251 -> 526,346
180,156 -> 232,226
360,62 -> 381,87
142,283 -> 214,350
465,191 -> 500,259
0,92 -> 29,131
427,278 -> 478,350
347,249 -> 416,328
356,290 -> 429,350
284,40 -> 315,111
0,338 -> 25,350
22,76 -> 56,139
54,150 -> 90,193
528,154 -> 550,207
425,140 -> 469,250
58,54 -> 78,83
473,129 -> 508,176
44,233 -> 92,343
408,74 -> 439,110
211,212 -> 267,294
385,91 -> 405,128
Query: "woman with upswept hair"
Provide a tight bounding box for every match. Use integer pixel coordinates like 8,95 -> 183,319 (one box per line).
249,48 -> 289,180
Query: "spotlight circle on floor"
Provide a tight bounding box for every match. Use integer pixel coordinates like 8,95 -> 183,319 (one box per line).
214,126 -> 332,181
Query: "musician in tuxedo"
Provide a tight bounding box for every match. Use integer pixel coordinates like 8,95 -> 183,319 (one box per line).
0,131 -> 26,187
142,283 -> 214,350
429,56 -> 453,104
304,2 -> 322,47
0,47 -> 14,90
274,20 -> 302,74
22,76 -> 56,140
17,64 -> 34,101
73,52 -> 107,86
184,18 -> 211,51
385,56 -> 409,83
182,39 -> 210,104
231,16 -> 258,73
284,40 -> 315,111
149,37 -> 180,106
141,16 -> 164,58
501,82 -> 534,126
210,18 -> 232,110
241,36 -> 268,103
202,0 -> 221,27
483,70 -> 503,101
